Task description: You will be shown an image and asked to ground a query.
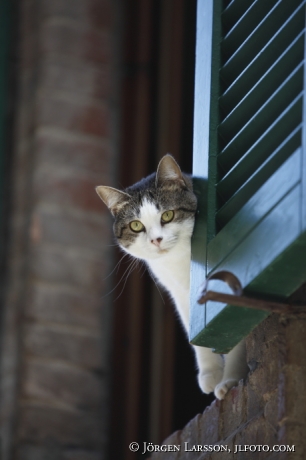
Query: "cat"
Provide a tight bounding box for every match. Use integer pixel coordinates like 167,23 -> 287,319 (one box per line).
96,154 -> 248,399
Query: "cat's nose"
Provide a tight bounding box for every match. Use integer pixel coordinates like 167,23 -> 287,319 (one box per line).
151,237 -> 163,247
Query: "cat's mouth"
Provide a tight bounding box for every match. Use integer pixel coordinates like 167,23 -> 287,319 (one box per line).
157,248 -> 169,254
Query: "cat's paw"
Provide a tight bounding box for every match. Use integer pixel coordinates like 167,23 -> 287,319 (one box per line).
214,378 -> 238,400
198,368 -> 223,394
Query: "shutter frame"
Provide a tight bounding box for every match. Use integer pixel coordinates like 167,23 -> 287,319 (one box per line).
190,0 -> 306,353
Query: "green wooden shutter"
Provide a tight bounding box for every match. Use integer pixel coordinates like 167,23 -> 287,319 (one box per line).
190,0 -> 306,353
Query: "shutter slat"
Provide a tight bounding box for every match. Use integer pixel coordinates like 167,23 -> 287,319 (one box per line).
220,7 -> 305,113
220,0 -> 303,88
209,149 -> 301,271
217,0 -> 305,227
219,35 -> 304,145
218,73 -> 303,173
208,185 -> 301,293
222,0 -> 279,61
217,127 -> 302,227
222,0 -> 254,34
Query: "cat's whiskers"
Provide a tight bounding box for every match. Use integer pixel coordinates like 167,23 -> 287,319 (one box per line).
102,255 -> 137,299
115,252 -> 130,275
147,271 -> 165,304
113,258 -> 139,301
105,242 -> 119,247
163,234 -> 178,246
103,251 -> 129,280
139,262 -> 147,278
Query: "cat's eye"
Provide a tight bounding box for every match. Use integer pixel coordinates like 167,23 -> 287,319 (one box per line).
161,210 -> 174,223
129,220 -> 145,232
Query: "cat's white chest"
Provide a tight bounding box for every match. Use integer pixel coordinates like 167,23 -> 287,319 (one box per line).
146,242 -> 191,328
147,243 -> 190,289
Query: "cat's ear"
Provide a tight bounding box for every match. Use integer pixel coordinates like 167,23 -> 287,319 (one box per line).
156,154 -> 187,188
96,186 -> 130,215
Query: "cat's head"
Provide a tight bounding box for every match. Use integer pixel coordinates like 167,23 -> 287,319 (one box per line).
96,155 -> 197,260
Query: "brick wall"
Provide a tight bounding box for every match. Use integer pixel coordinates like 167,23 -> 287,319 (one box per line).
0,0 -> 121,458
150,290 -> 306,460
